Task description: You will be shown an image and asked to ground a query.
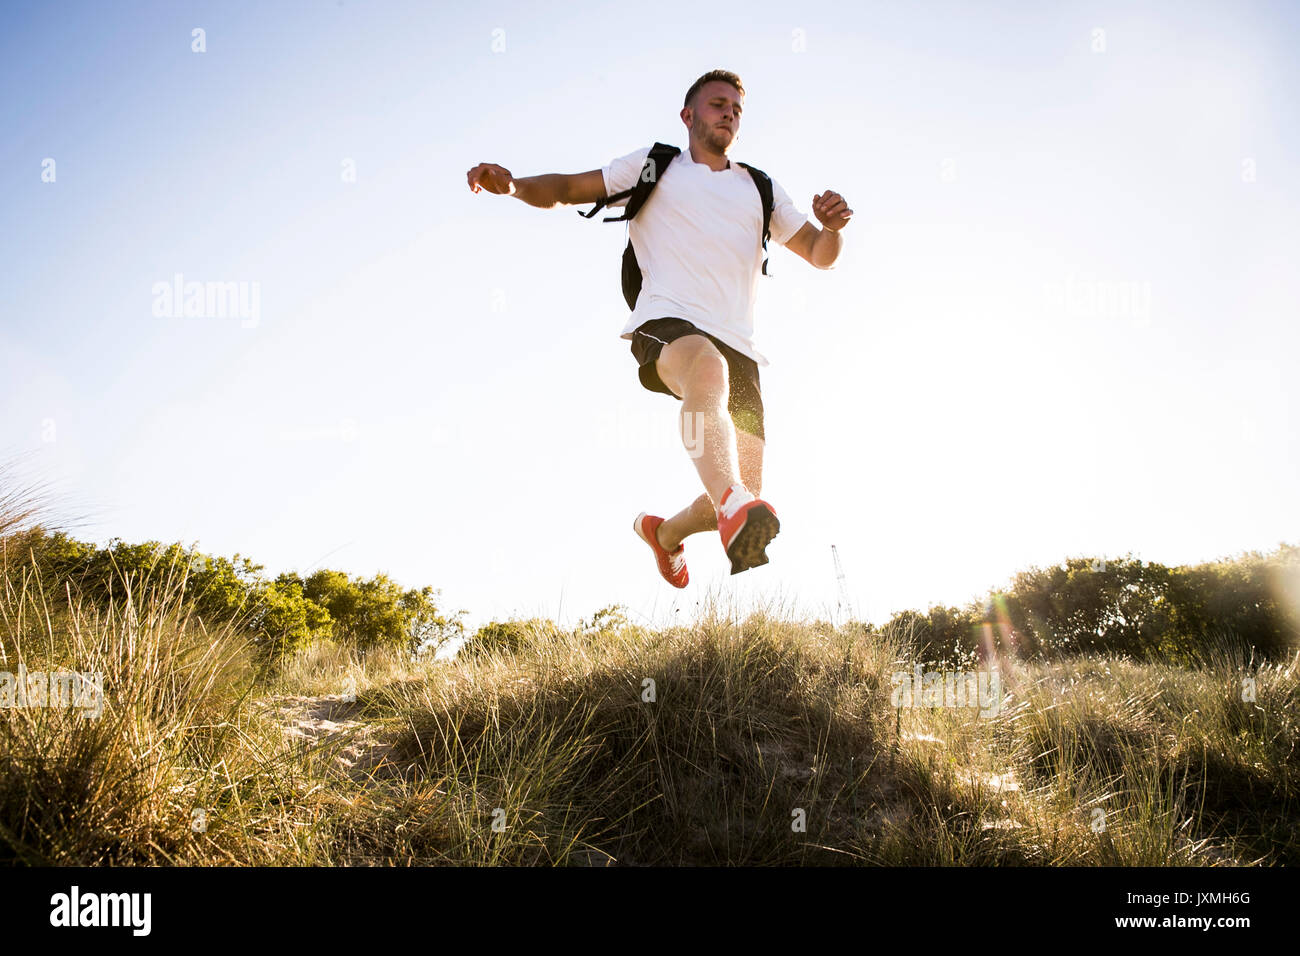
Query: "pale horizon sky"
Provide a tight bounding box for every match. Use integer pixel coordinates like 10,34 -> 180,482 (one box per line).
3,0 -> 1297,635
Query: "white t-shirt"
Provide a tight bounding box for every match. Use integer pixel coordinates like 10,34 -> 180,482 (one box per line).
601,145 -> 810,367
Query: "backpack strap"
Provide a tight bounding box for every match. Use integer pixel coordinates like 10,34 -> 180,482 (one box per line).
577,142 -> 681,222
737,161 -> 775,276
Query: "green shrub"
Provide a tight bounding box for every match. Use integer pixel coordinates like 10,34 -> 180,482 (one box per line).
12,530 -> 460,660
461,617 -> 563,659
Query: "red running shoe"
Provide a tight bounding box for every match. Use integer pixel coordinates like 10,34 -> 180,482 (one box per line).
717,485 -> 780,575
633,513 -> 689,588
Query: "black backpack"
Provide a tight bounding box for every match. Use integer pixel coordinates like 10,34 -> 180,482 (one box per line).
577,142 -> 775,310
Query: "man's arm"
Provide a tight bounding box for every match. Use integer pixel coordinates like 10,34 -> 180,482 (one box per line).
786,223 -> 843,270
467,164 -> 606,209
783,189 -> 853,269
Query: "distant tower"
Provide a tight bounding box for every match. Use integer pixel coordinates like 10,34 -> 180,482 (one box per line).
831,544 -> 852,624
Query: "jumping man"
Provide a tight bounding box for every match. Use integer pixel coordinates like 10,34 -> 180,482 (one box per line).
466,69 -> 851,586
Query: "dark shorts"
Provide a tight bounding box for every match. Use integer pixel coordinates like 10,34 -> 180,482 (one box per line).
629,317 -> 765,441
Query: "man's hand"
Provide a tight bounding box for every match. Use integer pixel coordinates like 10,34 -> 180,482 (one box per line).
812,190 -> 853,231
467,162 -> 516,195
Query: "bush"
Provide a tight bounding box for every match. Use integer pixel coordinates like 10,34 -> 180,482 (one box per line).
299,569 -> 459,654
884,545 -> 1300,666
11,530 -> 460,660
883,605 -> 980,666
461,617 -> 563,659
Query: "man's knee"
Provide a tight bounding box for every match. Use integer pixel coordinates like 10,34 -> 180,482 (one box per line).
658,336 -> 728,401
687,350 -> 729,404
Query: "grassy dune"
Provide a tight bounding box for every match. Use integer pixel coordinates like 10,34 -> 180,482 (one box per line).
2,539 -> 1295,866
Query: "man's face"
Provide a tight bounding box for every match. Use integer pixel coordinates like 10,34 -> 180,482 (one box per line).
683,81 -> 743,153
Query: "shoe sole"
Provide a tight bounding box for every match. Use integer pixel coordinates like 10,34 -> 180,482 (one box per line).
725,504 -> 780,575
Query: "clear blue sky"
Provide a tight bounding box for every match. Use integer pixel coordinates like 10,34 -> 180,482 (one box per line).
3,0 -> 1298,634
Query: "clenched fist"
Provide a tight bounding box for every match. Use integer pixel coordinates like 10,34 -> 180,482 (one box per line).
813,190 -> 853,231
467,162 -> 516,195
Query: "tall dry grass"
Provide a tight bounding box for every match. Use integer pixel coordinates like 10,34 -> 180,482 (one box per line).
2,471 -> 1294,865
1,508 -> 335,863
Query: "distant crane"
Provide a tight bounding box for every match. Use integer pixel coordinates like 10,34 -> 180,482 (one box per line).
831,544 -> 853,624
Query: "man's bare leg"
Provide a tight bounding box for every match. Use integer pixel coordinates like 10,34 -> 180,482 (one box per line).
658,429 -> 764,551
652,334 -> 744,507
645,334 -> 771,555
657,493 -> 715,552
